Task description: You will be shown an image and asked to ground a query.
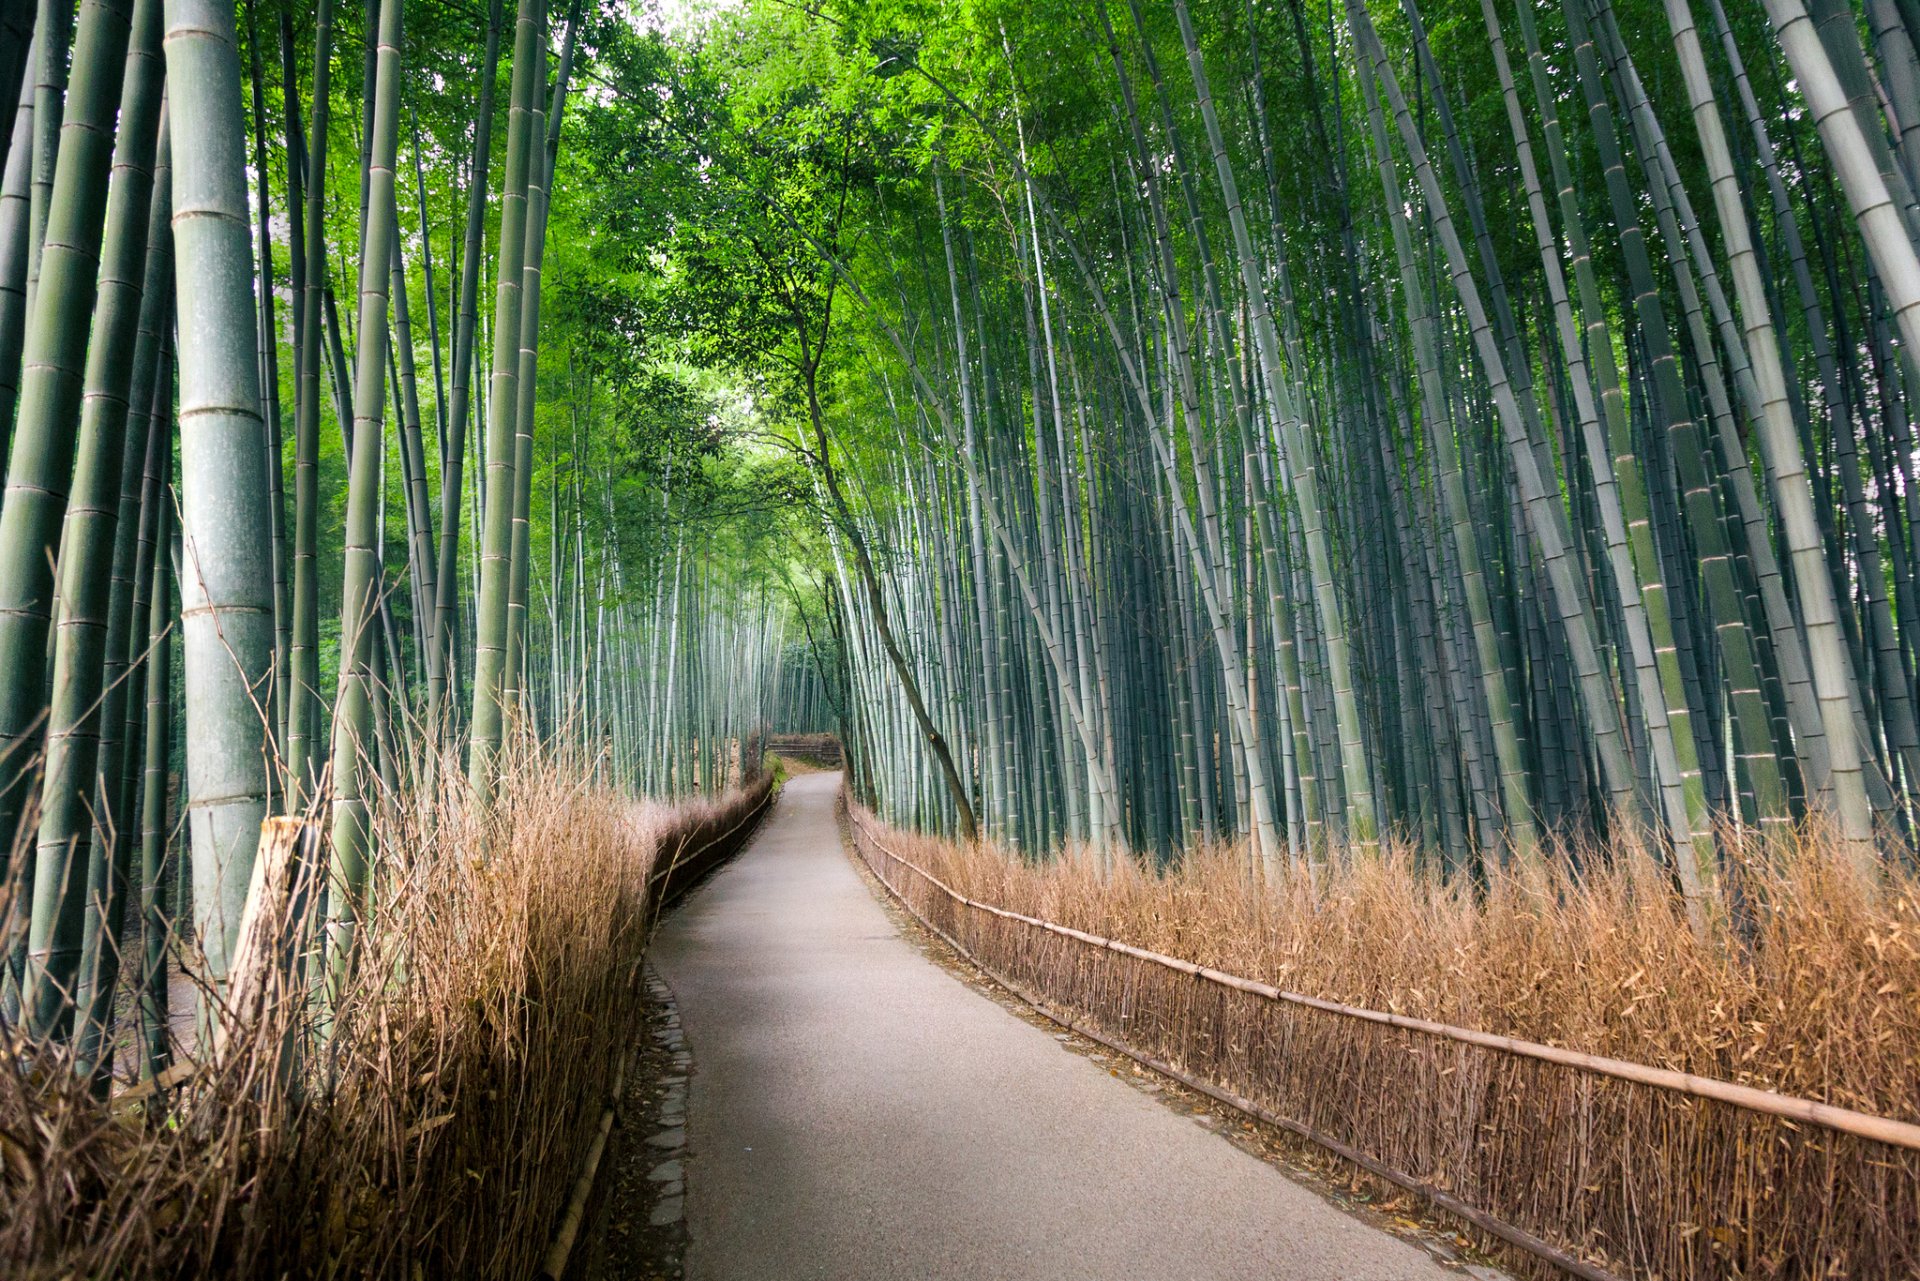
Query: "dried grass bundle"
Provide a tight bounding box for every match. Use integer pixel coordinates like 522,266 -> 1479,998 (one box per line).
0,746 -> 771,1280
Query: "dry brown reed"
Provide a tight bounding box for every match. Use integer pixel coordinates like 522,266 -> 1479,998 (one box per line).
0,745 -> 772,1280
850,804 -> 1920,1279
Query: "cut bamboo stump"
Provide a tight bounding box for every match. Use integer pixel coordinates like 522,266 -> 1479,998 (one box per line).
215,816 -> 319,1060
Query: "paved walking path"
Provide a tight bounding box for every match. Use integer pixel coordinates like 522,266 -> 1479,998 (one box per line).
650,771 -> 1462,1280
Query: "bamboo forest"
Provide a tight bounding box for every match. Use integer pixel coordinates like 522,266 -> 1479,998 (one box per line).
2,0 -> 1919,1274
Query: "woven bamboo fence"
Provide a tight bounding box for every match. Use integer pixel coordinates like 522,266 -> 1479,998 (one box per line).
848,804 -> 1920,1280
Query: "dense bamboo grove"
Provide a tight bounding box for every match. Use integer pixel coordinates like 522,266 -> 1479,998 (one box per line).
3,0 -> 1920,1265
607,0 -> 1920,908
2,0 -> 1918,1066
0,0 -> 805,1083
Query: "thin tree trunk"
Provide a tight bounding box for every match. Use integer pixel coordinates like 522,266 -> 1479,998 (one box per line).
429,0 -> 501,735
467,0 -> 543,799
30,0 -> 165,1042
326,0 -> 405,986
287,0 -> 333,806
0,0 -> 135,892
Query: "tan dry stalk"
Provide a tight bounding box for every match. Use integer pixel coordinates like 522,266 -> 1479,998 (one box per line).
0,740 -> 772,1280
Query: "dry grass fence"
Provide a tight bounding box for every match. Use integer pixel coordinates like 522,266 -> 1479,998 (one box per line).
848,801 -> 1920,1280
0,748 -> 773,1280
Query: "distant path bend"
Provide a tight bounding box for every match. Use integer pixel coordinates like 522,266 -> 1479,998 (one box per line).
650,771 -> 1463,1281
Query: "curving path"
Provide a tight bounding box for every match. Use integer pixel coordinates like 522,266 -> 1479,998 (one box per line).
649,771 -> 1465,1280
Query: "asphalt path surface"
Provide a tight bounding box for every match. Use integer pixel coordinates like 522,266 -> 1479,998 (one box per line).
649,770 -> 1462,1280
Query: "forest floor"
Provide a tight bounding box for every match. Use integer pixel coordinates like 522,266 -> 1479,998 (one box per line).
631,770 -> 1492,1280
